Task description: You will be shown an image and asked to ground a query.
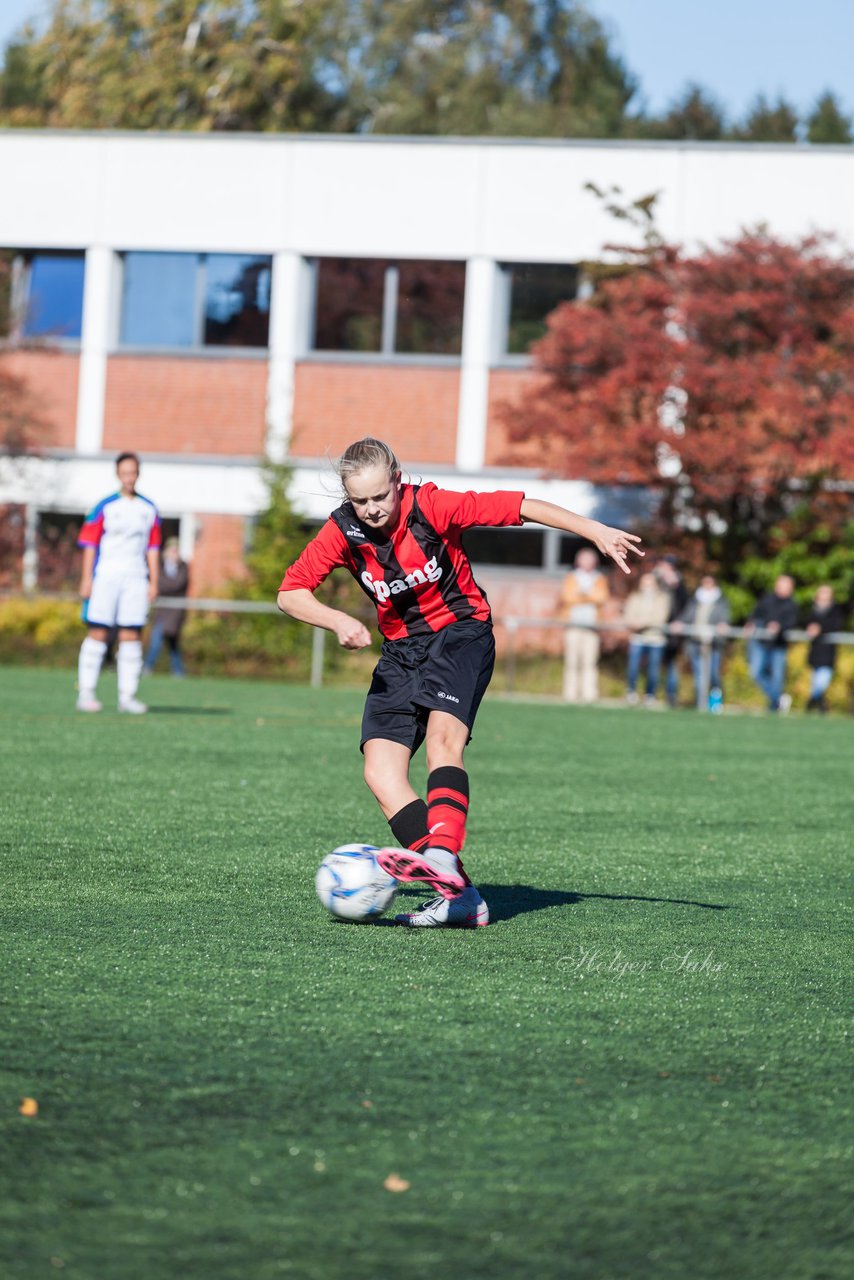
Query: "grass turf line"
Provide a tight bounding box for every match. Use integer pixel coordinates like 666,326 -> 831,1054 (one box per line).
0,666 -> 851,1280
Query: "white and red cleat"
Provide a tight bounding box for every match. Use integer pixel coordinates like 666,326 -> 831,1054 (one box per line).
396,886 -> 489,928
76,694 -> 102,713
376,845 -> 467,897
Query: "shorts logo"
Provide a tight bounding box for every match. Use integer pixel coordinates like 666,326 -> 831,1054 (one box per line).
360,556 -> 442,602
437,691 -> 460,703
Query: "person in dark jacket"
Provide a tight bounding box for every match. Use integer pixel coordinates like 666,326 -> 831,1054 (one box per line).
805,585 -> 846,712
671,574 -> 731,707
655,556 -> 689,707
143,538 -> 190,676
744,574 -> 799,712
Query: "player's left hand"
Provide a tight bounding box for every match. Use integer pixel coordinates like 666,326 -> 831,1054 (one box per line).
148,582 -> 159,602
591,523 -> 644,575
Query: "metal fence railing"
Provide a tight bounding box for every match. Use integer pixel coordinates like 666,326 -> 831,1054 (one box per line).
14,593 -> 849,708
145,598 -> 853,709
501,617 -> 854,709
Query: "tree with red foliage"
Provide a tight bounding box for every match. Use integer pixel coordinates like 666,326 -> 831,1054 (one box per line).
504,231 -> 854,580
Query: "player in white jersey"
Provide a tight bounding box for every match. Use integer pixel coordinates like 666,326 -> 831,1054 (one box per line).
76,452 -> 161,713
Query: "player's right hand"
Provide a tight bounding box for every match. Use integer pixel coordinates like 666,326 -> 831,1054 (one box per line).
335,616 -> 372,650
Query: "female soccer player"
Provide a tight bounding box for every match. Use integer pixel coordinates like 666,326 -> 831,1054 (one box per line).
277,438 -> 642,928
77,452 -> 161,714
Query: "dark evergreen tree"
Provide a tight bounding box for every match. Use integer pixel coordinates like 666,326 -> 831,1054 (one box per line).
641,83 -> 726,141
732,93 -> 799,142
807,91 -> 853,144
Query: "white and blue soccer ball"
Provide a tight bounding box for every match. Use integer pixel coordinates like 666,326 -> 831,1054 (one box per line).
315,844 -> 398,922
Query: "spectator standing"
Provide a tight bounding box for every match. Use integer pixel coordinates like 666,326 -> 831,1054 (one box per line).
559,547 -> 610,703
144,538 -> 190,677
805,585 -> 845,713
623,572 -> 671,706
655,556 -> 689,707
672,574 -> 731,708
744,574 -> 799,712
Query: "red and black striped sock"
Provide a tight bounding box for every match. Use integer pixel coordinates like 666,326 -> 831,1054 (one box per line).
426,766 -> 472,886
388,782 -> 473,889
427,766 -> 469,854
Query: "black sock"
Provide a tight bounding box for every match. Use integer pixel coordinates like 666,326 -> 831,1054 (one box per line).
389,798 -> 429,850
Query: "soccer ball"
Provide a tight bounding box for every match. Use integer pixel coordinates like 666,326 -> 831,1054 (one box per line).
315,844 -> 398,922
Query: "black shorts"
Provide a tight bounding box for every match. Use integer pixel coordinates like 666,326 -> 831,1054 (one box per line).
360,619 -> 496,754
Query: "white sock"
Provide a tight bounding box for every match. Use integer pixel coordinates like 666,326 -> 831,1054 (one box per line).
117,640 -> 144,703
78,636 -> 107,695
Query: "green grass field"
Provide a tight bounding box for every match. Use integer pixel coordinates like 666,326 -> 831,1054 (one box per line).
1,666 -> 851,1280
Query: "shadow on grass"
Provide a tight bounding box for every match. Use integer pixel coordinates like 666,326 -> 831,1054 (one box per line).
329,884 -> 732,927
477,883 -> 731,923
146,706 -> 233,716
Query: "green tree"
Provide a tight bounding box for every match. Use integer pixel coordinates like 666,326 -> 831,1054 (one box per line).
242,461 -> 310,602
333,1 -> 640,138
640,83 -> 726,141
184,458 -> 376,678
0,0 -> 641,138
180,459 -> 313,677
807,91 -> 853,144
732,93 -> 799,142
242,459 -> 366,615
0,0 -> 341,131
735,505 -> 854,615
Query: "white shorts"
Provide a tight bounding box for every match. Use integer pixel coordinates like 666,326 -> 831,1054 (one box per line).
86,573 -> 150,629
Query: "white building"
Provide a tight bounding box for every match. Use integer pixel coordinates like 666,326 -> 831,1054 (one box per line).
1,129 -> 852,598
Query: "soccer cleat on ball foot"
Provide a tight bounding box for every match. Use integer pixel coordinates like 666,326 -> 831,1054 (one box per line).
76,694 -> 103,713
118,697 -> 148,715
376,845 -> 467,897
396,886 -> 489,928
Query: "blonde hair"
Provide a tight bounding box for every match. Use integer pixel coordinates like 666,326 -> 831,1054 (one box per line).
334,438 -> 401,493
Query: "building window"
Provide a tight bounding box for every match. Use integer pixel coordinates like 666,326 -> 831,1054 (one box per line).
395,260 -> 465,355
204,254 -> 271,347
35,511 -> 182,591
312,258 -> 465,356
313,258 -> 384,352
462,527 -> 546,568
502,262 -> 581,355
9,251 -> 86,341
120,252 -> 272,349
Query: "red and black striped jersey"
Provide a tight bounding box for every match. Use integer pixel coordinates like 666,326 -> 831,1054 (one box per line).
279,483 -> 525,640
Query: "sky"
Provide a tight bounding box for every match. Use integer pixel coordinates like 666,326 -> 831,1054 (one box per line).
1,0 -> 853,124
588,0 -> 854,121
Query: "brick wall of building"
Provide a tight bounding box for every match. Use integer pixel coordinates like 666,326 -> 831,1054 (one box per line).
103,357 -> 268,455
290,362 -> 460,463
189,513 -> 249,593
477,569 -> 564,656
0,350 -> 79,449
485,367 -> 550,468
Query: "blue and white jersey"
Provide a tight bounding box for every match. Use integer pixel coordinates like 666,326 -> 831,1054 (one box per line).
78,492 -> 162,579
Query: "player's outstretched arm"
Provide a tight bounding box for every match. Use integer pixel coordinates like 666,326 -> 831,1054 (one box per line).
277,587 -> 372,650
520,498 -> 644,575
